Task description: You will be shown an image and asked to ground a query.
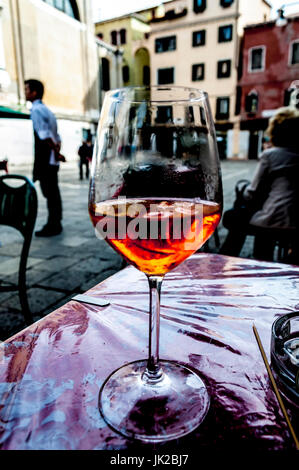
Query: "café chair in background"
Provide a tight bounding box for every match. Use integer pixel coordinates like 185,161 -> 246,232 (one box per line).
0,175 -> 38,325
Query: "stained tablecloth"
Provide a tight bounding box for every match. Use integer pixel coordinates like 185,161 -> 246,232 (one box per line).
0,254 -> 298,450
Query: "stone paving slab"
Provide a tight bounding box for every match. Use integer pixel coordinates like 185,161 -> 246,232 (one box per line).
69,255 -> 117,275
0,309 -> 28,340
0,244 -> 23,258
0,229 -> 23,246
83,268 -> 125,289
36,267 -> 95,292
0,257 -> 44,276
24,267 -> 54,287
57,235 -> 92,248
1,287 -> 70,316
0,289 -> 21,304
29,245 -> 73,259
69,241 -> 115,259
32,256 -> 79,272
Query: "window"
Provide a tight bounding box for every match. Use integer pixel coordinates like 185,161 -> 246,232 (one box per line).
111,31 -> 117,45
122,65 -> 129,83
217,59 -> 231,78
216,97 -> 230,120
192,63 -> 205,81
156,106 -> 173,123
245,92 -> 259,113
249,46 -> 265,72
192,30 -> 206,47
143,66 -> 150,86
120,29 -> 126,45
200,106 -> 207,125
218,25 -> 233,43
187,106 -> 195,123
55,0 -> 64,10
220,0 -> 234,7
110,29 -> 127,46
155,36 -> 176,53
82,129 -> 92,142
157,67 -> 174,85
42,0 -> 80,20
235,86 -> 242,115
290,41 -> 299,65
193,0 -> 206,13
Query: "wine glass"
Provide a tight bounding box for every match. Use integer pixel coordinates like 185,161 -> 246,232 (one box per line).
89,86 -> 222,443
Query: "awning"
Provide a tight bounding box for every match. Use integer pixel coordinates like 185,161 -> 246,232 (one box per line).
0,105 -> 30,119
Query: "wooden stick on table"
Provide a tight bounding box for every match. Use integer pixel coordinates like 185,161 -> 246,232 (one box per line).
252,324 -> 299,451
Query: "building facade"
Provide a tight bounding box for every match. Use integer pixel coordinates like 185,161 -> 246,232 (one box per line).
141,0 -> 271,159
0,0 -> 100,164
239,15 -> 299,159
96,36 -> 124,110
95,13 -> 151,91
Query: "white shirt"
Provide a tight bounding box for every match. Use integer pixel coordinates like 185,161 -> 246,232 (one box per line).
30,99 -> 61,166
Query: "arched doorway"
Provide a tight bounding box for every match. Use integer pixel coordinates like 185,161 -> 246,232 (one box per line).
134,48 -> 150,86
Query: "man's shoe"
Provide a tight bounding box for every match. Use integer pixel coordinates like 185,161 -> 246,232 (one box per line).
35,224 -> 63,237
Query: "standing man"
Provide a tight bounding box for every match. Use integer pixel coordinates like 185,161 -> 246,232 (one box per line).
25,79 -> 65,237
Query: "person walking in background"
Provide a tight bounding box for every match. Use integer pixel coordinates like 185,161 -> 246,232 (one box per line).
25,79 -> 65,237
78,135 -> 93,180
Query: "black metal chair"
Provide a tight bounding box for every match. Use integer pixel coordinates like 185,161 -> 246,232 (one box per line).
0,175 -> 38,324
247,224 -> 299,264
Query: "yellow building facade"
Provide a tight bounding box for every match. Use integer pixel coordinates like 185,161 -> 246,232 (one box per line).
95,13 -> 151,89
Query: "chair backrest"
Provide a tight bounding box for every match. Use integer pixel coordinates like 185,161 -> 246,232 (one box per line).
0,175 -> 38,238
0,159 -> 8,173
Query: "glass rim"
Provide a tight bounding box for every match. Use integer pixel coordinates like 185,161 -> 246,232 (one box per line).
104,86 -> 209,105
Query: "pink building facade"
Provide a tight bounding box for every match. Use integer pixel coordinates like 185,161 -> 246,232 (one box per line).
238,16 -> 299,158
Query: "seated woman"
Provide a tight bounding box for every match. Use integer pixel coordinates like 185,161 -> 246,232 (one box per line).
220,107 -> 299,262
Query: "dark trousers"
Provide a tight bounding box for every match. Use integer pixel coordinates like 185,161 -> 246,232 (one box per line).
220,208 -> 276,261
79,161 -> 89,180
39,165 -> 62,227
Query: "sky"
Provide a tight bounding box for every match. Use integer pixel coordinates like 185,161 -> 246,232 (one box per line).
93,0 -> 299,22
269,0 -> 299,16
93,0 -> 172,21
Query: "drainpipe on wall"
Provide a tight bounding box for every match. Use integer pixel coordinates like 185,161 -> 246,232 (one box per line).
231,0 -> 241,159
234,0 -> 240,68
96,39 -> 122,109
115,48 -> 124,88
9,0 -> 25,104
97,42 -> 102,112
81,0 -> 91,115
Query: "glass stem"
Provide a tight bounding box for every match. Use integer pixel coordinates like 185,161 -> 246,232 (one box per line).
143,275 -> 164,384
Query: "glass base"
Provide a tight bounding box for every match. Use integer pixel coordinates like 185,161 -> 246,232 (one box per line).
99,360 -> 210,443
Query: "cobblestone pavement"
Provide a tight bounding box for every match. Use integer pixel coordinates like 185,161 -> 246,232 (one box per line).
0,159 -> 257,340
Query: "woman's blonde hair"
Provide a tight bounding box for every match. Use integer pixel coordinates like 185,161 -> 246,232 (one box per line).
265,107 -> 299,150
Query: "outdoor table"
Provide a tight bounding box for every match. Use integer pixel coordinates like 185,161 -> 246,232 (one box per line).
0,253 -> 298,451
